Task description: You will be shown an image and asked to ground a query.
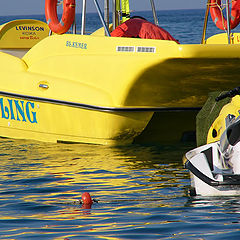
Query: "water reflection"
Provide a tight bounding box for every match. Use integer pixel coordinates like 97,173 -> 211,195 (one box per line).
0,139 -> 192,218
186,196 -> 240,211
2,139 -> 240,239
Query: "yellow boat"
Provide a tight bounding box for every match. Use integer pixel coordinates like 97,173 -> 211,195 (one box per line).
0,19 -> 50,57
1,0 -> 240,145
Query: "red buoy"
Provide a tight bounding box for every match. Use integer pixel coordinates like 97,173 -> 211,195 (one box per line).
81,192 -> 93,205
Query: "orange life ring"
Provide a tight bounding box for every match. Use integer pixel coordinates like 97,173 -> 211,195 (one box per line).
210,0 -> 240,30
45,0 -> 75,34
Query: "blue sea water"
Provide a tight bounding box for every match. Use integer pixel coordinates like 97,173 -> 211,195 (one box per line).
0,9 -> 240,239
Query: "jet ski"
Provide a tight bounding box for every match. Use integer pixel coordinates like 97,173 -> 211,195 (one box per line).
184,103 -> 240,196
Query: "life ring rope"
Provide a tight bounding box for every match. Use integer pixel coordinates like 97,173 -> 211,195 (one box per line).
209,0 -> 240,30
212,1 -> 226,30
45,0 -> 76,34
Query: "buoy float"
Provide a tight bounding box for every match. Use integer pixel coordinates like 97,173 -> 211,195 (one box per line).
45,0 -> 76,34
82,192 -> 93,204
81,192 -> 93,208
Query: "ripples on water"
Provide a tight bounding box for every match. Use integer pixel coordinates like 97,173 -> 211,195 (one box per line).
0,139 -> 240,239
1,9 -> 240,239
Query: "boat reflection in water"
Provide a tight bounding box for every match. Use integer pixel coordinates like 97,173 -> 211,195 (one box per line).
1,137 -> 240,238
0,138 -> 191,225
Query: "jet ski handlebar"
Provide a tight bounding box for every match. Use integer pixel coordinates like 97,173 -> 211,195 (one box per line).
215,86 -> 240,102
220,117 -> 240,154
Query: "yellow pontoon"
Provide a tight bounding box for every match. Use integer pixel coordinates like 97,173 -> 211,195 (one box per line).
0,0 -> 240,145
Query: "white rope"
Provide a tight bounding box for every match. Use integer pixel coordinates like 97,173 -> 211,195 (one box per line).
57,0 -> 63,6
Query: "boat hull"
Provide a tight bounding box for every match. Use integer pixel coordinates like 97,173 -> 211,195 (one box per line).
184,143 -> 240,196
1,33 -> 240,144
0,95 -> 154,145
22,34 -> 240,109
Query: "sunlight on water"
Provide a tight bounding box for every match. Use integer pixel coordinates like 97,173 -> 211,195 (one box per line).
0,138 -> 240,239
0,138 -> 193,239
1,9 -> 240,239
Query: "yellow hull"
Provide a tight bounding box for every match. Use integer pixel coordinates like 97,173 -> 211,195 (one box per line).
0,95 -> 152,145
1,31 -> 240,145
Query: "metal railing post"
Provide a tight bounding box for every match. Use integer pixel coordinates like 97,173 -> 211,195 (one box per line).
112,0 -> 116,30
104,0 -> 110,36
226,0 -> 231,44
93,0 -> 111,36
81,0 -> 87,35
201,0 -> 211,44
150,0 -> 159,26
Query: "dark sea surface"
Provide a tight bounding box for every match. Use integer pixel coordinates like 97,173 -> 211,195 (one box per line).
0,9 -> 240,239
